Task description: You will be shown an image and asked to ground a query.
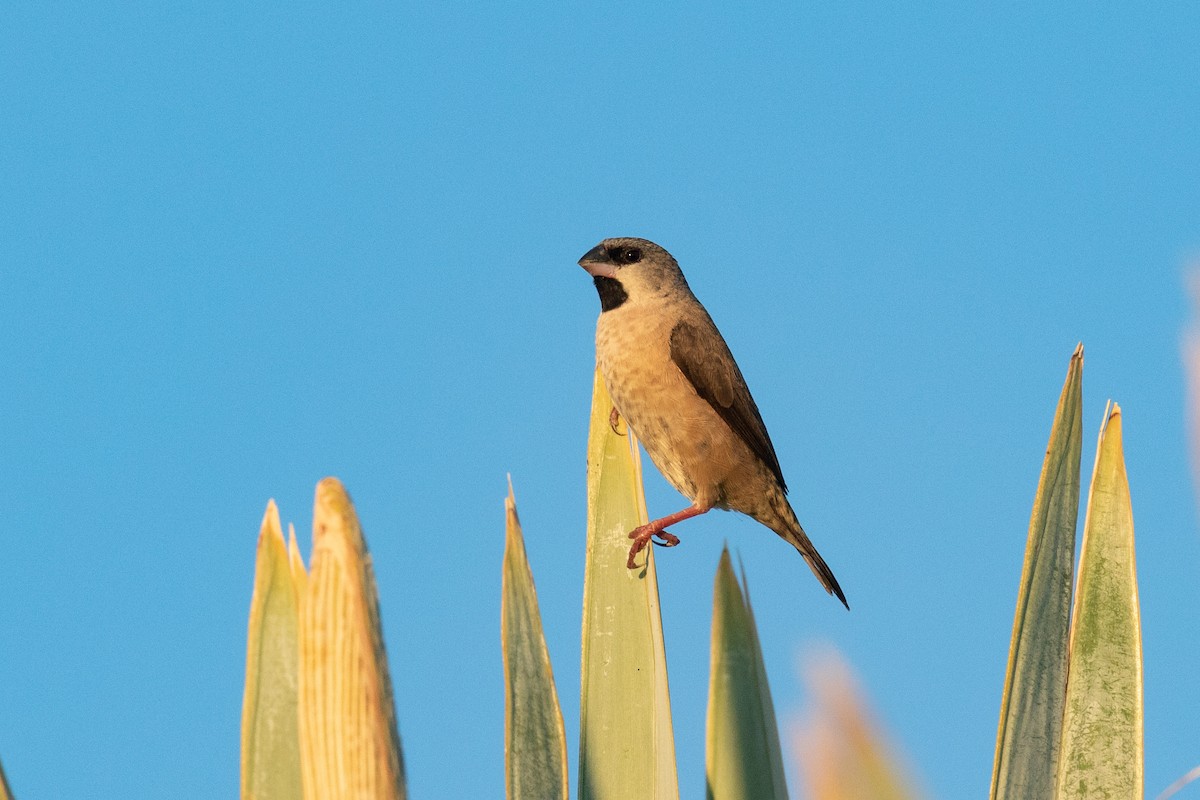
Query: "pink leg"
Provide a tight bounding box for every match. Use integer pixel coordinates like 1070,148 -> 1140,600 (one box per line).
626,504 -> 711,569
609,406 -> 623,435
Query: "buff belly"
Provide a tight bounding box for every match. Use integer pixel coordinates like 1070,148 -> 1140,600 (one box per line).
595,309 -> 750,511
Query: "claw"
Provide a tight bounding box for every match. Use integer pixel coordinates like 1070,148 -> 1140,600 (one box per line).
652,530 -> 680,547
627,527 -> 679,546
626,538 -> 647,569
609,406 -> 624,435
625,524 -> 682,568
622,504 -> 710,570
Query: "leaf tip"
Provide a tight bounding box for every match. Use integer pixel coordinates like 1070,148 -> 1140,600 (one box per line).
505,478 -> 521,529
1099,399 -> 1122,433
315,476 -> 349,506
259,499 -> 284,546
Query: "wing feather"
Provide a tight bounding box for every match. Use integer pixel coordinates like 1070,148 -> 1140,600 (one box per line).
669,317 -> 788,492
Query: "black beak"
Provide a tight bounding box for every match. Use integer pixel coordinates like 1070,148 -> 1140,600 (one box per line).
578,244 -> 611,266
578,244 -> 617,278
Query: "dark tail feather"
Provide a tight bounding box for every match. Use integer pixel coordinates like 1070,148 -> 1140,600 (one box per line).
797,534 -> 849,610
768,505 -> 848,609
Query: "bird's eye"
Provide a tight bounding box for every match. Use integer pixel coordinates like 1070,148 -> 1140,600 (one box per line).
616,247 -> 642,265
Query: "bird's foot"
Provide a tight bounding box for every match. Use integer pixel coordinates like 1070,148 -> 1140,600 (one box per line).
625,524 -> 681,568
609,406 -> 624,435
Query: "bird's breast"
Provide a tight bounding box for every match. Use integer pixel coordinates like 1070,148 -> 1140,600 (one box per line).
593,305 -> 748,507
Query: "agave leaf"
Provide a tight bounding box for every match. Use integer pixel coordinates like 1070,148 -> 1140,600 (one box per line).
298,478 -> 406,800
1055,404 -> 1144,799
287,524 -> 308,600
241,500 -> 304,800
502,480 -> 569,800
579,369 -> 679,800
795,652 -> 924,800
705,548 -> 787,800
0,755 -> 13,800
991,344 -> 1083,800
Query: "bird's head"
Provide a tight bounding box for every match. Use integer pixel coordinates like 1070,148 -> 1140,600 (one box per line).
578,237 -> 690,312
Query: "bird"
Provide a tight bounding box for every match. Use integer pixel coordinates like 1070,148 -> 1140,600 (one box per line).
578,237 -> 848,608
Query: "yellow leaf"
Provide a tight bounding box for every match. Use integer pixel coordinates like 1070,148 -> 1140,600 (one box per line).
795,651 -> 925,800
298,479 -> 406,800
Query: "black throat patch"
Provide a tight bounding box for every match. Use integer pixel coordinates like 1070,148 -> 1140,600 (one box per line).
593,276 -> 628,311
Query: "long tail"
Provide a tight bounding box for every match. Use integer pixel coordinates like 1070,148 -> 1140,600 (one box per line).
762,498 -> 848,609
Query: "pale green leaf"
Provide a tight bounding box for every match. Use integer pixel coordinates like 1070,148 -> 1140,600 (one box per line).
579,369 -> 679,800
1055,404 -> 1143,799
991,344 -> 1083,800
705,548 -> 787,800
241,500 -> 304,800
502,480 -> 569,800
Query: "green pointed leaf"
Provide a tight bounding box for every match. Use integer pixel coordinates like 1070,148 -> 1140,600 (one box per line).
502,480 -> 569,800
1055,404 -> 1144,799
579,369 -> 679,800
241,500 -> 304,800
705,548 -> 787,800
991,344 -> 1083,800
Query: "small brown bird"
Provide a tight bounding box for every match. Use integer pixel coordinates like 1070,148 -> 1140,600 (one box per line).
578,237 -> 847,608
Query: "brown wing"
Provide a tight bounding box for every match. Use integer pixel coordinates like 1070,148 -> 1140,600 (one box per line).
669,316 -> 788,492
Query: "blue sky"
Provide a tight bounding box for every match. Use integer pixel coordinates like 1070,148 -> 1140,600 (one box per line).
2,3 -> 1198,798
